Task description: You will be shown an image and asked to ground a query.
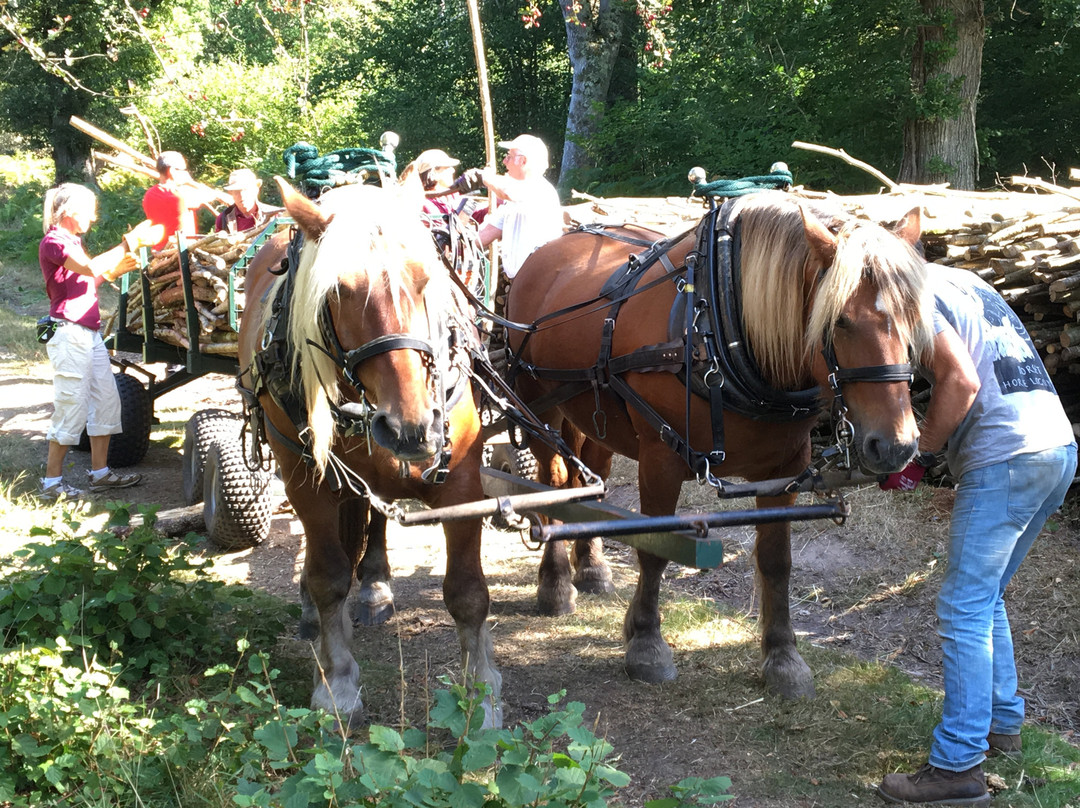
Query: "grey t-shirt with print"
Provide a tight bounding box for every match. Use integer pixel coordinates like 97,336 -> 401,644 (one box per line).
927,265 -> 1073,478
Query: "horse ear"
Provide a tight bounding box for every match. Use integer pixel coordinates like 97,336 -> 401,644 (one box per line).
397,164 -> 426,207
799,204 -> 837,268
273,176 -> 332,240
894,206 -> 923,247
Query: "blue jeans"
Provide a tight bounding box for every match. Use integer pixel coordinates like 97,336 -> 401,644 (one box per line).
930,443 -> 1077,771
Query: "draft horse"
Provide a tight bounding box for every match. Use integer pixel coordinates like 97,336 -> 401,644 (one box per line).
237,180 -> 500,728
506,191 -> 932,698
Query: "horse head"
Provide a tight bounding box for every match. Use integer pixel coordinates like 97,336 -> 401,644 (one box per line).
276,178 -> 451,471
801,204 -> 933,474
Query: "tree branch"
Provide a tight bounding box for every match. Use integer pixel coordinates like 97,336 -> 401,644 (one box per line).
1009,175 -> 1080,204
791,140 -> 898,190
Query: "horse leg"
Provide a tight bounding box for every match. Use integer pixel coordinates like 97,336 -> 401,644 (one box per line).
755,494 -> 814,699
353,509 -> 395,626
533,428 -> 578,615
443,517 -> 502,728
623,442 -> 682,683
570,440 -> 615,595
296,493 -> 366,727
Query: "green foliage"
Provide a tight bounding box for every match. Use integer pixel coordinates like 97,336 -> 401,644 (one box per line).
0,504 -> 290,686
585,0 -> 922,194
0,504 -> 730,807
233,678 -> 733,808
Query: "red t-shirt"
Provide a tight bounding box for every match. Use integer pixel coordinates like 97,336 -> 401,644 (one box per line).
142,183 -> 196,250
40,226 -> 101,330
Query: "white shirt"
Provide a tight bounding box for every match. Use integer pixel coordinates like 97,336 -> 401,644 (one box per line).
486,177 -> 563,278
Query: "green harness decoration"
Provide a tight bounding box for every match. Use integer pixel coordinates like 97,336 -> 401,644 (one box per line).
691,163 -> 793,199
283,142 -> 397,196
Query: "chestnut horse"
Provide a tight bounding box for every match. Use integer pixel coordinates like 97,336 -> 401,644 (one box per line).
237,180 -> 500,728
506,192 -> 932,698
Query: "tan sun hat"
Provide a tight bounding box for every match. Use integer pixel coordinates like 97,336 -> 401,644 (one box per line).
223,168 -> 260,191
414,149 -> 460,176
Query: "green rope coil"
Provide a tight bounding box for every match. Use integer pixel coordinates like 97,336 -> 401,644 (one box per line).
691,166 -> 793,199
283,142 -> 397,196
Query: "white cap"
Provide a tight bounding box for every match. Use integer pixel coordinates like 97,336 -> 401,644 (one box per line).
498,134 -> 549,171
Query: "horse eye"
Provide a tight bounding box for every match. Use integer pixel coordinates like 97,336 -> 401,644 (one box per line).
835,315 -> 852,330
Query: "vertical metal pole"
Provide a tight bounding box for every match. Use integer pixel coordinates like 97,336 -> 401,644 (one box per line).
466,0 -> 500,299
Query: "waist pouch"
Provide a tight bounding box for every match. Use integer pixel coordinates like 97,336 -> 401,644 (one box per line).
36,316 -> 58,344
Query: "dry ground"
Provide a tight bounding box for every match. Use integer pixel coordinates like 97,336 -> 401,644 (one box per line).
3,359 -> 1079,806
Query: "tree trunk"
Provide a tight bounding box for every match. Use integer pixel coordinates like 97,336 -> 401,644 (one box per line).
557,0 -> 629,194
898,0 -> 984,190
51,97 -> 94,184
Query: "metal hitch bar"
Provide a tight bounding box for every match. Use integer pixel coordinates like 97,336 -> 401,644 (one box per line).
530,500 -> 848,544
395,480 -> 606,526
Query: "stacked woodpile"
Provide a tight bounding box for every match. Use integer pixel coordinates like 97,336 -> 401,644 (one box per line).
910,195 -> 1080,434
123,225 -> 288,357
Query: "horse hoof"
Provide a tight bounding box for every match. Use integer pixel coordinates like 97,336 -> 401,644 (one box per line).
624,633 -> 677,682
763,651 -> 815,699
573,575 -> 615,595
538,583 -> 577,616
353,598 -> 395,626
625,659 -> 678,683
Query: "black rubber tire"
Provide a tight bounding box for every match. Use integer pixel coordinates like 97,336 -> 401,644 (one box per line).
74,374 -> 152,466
487,441 -> 539,481
203,434 -> 273,551
182,409 -> 243,505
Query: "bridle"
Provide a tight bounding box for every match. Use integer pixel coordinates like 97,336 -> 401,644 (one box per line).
305,261 -> 462,484
820,338 -> 914,467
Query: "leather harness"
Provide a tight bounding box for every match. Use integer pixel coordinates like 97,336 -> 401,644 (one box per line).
507,199 -> 914,482
239,226 -> 474,492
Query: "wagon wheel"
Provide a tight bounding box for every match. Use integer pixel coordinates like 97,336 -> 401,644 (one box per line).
182,409 -> 243,505
74,373 -> 153,467
487,440 -> 539,481
203,433 -> 273,551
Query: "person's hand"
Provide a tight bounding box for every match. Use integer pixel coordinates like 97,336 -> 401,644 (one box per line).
879,462 -> 927,491
123,220 -> 166,251
452,168 -> 485,193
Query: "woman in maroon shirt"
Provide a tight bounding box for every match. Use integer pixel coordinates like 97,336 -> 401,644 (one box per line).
38,183 -> 161,500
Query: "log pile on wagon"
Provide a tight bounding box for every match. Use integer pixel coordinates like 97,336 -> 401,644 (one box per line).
122,225 -> 288,357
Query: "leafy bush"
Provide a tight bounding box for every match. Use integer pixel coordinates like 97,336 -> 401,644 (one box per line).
0,508 -> 731,807
0,153 -> 52,264
234,677 -> 733,808
0,504 -> 291,686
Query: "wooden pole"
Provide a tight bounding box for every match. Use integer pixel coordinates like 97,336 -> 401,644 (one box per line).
92,150 -> 159,181
70,115 -> 157,169
466,0 -> 499,298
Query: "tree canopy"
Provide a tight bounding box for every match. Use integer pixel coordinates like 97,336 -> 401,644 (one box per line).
1,0 -> 1078,194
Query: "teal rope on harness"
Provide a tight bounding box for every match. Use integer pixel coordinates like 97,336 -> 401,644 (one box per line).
691,166 -> 793,199
283,142 -> 397,196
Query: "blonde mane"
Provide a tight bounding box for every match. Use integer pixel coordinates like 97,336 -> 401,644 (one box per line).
735,193 -> 932,389
258,183 -> 439,473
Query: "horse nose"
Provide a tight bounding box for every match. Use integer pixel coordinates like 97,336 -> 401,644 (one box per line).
861,433 -> 918,474
370,410 -> 441,461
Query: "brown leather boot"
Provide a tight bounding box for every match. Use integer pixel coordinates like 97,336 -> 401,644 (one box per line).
877,763 -> 990,805
987,732 -> 1022,759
